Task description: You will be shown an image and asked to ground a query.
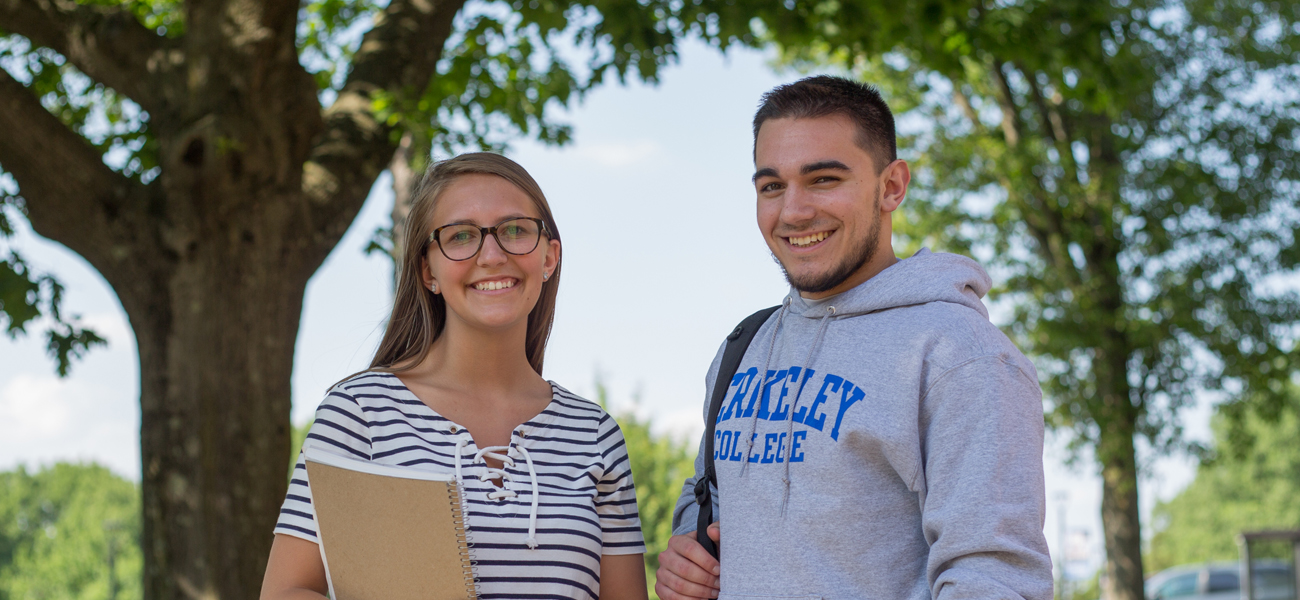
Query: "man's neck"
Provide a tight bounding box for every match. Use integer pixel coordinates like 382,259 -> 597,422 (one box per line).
800,252 -> 900,300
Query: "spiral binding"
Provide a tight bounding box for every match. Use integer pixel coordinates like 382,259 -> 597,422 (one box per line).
448,481 -> 480,599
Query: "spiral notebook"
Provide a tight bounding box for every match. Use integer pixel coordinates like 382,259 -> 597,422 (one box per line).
304,445 -> 477,600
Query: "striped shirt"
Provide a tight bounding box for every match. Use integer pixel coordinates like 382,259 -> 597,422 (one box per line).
275,372 -> 646,600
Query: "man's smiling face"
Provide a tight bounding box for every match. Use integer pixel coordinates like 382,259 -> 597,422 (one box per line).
754,114 -> 905,298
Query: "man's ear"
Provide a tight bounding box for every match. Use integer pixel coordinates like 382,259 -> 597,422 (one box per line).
880,159 -> 911,213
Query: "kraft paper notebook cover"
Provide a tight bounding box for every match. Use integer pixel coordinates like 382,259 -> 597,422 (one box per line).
304,445 -> 477,600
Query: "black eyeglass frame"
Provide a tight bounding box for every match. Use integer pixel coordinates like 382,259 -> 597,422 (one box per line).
427,217 -> 550,262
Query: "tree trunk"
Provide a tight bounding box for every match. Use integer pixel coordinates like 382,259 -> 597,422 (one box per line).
0,1 -> 471,597
126,197 -> 318,599
1093,315 -> 1143,600
1098,421 -> 1143,600
389,131 -> 418,287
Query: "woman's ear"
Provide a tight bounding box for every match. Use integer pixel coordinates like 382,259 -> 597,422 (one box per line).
543,238 -> 560,280
420,257 -> 438,294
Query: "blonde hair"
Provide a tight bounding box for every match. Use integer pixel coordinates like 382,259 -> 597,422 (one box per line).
368,152 -> 562,376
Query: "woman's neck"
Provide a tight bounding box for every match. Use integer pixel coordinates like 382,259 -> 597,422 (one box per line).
405,318 -> 544,398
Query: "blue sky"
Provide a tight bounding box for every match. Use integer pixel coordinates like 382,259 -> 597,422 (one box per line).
0,38 -> 1214,580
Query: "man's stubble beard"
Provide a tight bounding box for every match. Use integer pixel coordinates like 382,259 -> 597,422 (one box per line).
775,185 -> 882,294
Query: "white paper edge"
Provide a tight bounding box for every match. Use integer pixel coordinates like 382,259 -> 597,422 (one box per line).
303,442 -> 457,481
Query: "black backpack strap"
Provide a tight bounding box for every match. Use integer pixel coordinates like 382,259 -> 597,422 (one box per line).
695,305 -> 780,559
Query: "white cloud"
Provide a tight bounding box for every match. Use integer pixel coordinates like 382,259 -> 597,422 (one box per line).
0,374 -> 74,438
574,140 -> 663,168
0,373 -> 139,480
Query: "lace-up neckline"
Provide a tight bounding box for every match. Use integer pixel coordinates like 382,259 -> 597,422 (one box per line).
454,440 -> 541,549
385,374 -> 559,551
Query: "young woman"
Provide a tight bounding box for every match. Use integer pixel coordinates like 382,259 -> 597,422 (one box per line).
260,153 -> 648,600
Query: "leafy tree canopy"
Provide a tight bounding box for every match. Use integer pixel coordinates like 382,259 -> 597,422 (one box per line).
0,462 -> 142,600
0,0 -> 717,596
1148,388 -> 1300,572
673,1 -> 1300,599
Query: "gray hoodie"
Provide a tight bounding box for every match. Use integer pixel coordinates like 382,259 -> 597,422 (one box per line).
672,249 -> 1053,600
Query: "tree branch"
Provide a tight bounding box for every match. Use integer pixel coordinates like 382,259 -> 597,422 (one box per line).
1017,62 -> 1084,188
0,67 -> 154,276
0,0 -> 177,115
989,59 -> 1022,148
301,0 -> 468,255
181,0 -> 301,65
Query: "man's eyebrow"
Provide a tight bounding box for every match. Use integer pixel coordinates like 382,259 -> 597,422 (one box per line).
752,167 -> 779,183
801,160 -> 851,175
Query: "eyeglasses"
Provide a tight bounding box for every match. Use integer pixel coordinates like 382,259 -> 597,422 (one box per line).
428,217 -> 549,261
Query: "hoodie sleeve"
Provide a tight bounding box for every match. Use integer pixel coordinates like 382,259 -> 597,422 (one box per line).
671,342 -> 728,536
917,355 -> 1054,600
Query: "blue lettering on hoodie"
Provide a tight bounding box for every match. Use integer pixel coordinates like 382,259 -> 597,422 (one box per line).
760,433 -> 778,463
830,383 -> 866,441
797,375 -> 841,431
708,370 -> 869,466
769,372 -> 794,421
718,368 -> 758,423
756,370 -> 787,420
790,431 -> 807,462
740,371 -> 769,419
775,367 -> 817,422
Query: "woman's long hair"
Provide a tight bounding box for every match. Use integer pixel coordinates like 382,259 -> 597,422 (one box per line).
368,152 -> 562,376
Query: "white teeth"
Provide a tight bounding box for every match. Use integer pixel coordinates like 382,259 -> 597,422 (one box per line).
474,279 -> 515,291
789,232 -> 829,247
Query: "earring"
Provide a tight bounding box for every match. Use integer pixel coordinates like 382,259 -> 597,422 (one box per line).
543,272 -> 550,281
430,283 -> 438,293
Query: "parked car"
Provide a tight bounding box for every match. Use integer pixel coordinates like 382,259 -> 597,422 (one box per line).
1146,561 -> 1296,600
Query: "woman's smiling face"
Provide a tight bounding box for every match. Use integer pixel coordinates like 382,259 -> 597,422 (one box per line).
422,173 -> 560,332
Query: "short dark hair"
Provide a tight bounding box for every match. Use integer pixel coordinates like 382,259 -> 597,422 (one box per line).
753,75 -> 897,173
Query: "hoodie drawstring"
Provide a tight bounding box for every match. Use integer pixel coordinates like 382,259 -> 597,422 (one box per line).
740,297 -> 790,477
455,440 -> 541,550
780,305 -> 836,514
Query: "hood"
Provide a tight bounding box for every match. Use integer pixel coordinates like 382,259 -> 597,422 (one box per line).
784,248 -> 992,320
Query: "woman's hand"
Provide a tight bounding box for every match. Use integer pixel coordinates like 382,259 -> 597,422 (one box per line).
599,553 -> 650,600
259,534 -> 329,600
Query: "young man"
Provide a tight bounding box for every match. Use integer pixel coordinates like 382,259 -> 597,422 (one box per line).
655,76 -> 1053,600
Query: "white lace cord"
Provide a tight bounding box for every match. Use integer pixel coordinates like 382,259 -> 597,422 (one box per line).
454,440 -> 468,484
781,305 -> 835,515
740,297 -> 789,478
473,445 -> 540,549
473,446 -> 518,500
515,445 -> 540,549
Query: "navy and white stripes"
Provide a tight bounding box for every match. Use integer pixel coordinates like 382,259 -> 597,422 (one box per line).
274,372 -> 645,600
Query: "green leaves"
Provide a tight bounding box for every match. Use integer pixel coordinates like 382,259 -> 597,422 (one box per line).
0,36 -> 158,184
596,380 -> 695,598
0,196 -> 105,377
0,463 -> 142,600
1148,388 -> 1300,572
298,0 -> 381,93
